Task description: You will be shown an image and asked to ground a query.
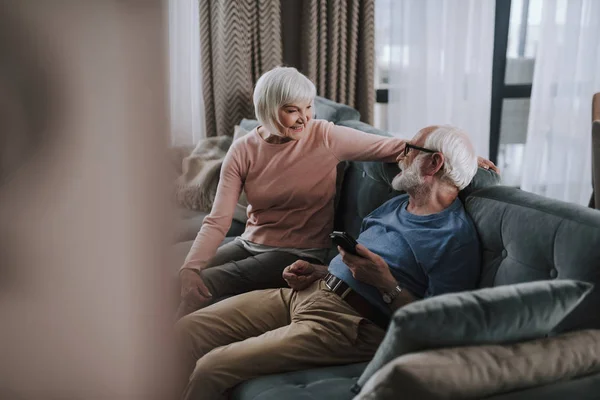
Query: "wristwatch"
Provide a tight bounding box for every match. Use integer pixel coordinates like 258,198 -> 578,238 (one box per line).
382,285 -> 402,304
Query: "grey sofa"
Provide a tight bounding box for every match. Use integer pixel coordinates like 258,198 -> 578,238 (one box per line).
226,119 -> 600,399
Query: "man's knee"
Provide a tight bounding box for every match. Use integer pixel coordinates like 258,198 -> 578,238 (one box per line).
174,313 -> 207,359
174,312 -> 195,338
188,350 -> 235,395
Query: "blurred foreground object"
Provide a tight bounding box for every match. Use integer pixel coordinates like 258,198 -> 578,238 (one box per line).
0,1 -> 177,399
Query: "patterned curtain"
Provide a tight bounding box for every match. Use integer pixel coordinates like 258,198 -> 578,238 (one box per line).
299,0 -> 375,124
199,0 -> 282,137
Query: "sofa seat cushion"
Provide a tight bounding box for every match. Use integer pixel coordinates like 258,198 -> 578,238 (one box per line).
231,363 -> 367,400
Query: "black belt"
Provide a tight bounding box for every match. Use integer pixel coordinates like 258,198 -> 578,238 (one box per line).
323,273 -> 389,330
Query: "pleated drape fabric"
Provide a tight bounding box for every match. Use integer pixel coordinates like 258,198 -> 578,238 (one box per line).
300,0 -> 375,124
199,0 -> 282,137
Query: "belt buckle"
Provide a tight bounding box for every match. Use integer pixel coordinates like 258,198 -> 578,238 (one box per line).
324,274 -> 342,292
325,274 -> 352,299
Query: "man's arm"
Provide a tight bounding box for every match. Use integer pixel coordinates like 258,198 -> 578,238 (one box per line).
373,271 -> 416,312
338,244 -> 416,312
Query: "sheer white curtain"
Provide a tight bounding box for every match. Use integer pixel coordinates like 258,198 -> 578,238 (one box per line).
168,0 -> 205,145
521,0 -> 600,205
383,0 -> 495,157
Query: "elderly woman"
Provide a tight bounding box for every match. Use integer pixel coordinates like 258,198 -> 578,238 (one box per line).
178,67 -> 495,316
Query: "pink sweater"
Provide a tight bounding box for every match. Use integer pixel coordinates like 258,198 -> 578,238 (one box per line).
184,119 -> 405,270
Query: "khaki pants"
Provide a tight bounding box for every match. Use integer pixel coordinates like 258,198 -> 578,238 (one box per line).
175,280 -> 386,400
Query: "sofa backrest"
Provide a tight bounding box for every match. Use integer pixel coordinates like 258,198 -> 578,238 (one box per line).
313,96 -> 361,122
464,186 -> 600,332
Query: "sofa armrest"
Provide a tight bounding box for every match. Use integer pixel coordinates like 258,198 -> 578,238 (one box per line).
356,330 -> 600,400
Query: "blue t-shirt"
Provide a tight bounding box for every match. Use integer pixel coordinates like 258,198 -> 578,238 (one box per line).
328,194 -> 481,315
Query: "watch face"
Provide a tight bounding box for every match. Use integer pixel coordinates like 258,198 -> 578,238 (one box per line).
382,294 -> 391,304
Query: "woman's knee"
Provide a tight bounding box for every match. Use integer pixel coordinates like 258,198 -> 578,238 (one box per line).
205,241 -> 250,269
200,252 -> 298,299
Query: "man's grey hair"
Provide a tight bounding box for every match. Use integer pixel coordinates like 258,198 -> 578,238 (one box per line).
422,125 -> 478,190
253,67 -> 316,136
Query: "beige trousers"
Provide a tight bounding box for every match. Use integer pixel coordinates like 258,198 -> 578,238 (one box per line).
175,280 -> 386,400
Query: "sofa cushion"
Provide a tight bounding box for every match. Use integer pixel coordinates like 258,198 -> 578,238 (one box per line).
239,118 -> 260,132
356,279 -> 593,389
483,372 -> 600,400
356,329 -> 600,400
231,362 -> 367,400
313,96 -> 360,122
465,186 -> 600,332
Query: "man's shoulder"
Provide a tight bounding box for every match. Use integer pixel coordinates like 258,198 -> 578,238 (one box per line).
374,193 -> 409,214
447,199 -> 478,238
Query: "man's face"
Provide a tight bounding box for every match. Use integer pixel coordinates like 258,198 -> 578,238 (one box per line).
391,128 -> 433,193
392,150 -> 425,193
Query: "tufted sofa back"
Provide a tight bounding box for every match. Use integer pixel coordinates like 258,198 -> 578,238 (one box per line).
465,186 -> 600,332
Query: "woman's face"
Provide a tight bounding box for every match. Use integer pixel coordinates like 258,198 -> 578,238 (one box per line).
276,101 -> 313,139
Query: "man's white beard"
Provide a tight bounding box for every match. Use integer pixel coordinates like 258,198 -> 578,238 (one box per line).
392,158 -> 427,196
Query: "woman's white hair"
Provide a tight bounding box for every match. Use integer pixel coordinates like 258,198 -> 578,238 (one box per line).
253,66 -> 316,136
422,125 -> 478,190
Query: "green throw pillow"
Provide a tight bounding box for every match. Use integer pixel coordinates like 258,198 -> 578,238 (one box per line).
354,279 -> 593,393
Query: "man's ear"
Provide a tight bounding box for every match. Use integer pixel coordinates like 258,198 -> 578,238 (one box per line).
422,153 -> 445,176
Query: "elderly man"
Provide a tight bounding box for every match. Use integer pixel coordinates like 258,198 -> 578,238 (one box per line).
176,125 -> 482,400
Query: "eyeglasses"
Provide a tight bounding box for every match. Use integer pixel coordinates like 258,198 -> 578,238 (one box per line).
404,143 -> 437,157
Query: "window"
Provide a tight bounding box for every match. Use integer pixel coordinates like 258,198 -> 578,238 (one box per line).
374,0 -> 545,181
373,0 -> 392,130
492,0 -> 551,185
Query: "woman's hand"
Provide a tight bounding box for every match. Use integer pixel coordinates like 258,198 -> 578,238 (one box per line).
179,268 -> 212,310
477,156 -> 499,173
282,260 -> 327,291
